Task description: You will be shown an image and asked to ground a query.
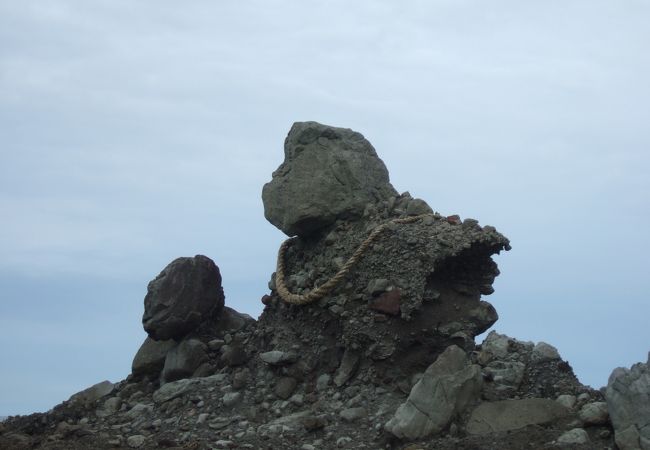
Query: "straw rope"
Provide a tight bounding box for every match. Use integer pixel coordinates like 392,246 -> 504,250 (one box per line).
275,214 -> 433,305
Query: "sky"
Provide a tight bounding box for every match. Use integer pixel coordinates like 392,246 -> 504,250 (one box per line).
1,1 -> 648,416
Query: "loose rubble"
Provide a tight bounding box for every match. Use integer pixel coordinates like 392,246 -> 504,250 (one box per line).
0,122 -> 637,450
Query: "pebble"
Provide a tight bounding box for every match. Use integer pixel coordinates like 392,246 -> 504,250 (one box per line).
126,435 -> 146,448
557,428 -> 589,445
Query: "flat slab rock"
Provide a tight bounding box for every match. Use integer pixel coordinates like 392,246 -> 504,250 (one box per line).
466,398 -> 570,435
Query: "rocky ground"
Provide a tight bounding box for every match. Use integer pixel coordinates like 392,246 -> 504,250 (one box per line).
2,122 -> 648,450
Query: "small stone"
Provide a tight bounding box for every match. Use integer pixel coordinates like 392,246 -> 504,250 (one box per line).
275,377 -> 298,400
261,294 -> 272,305
340,407 -> 367,422
369,289 -> 401,316
302,415 -> 327,431
301,445 -> 316,450
334,349 -> 360,387
259,350 -> 297,365
336,436 -> 352,448
557,428 -> 589,445
579,402 -> 609,426
316,374 -> 331,391
126,435 -> 146,448
406,198 -> 433,216
222,392 -> 242,407
220,344 -> 249,367
531,342 -> 561,362
366,279 -> 390,296
197,413 -> 209,424
556,394 -> 577,409
125,403 -> 153,420
214,440 -> 236,449
208,339 -> 225,351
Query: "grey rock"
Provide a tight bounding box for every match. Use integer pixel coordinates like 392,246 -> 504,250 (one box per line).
142,255 -> 224,341
215,306 -> 255,334
334,349 -> 360,387
262,121 -> 398,237
316,374 -> 331,391
259,350 -> 297,366
385,345 -> 482,440
96,396 -> 122,418
131,337 -> 176,378
340,407 -> 367,422
125,403 -> 153,420
126,434 -> 146,448
68,380 -> 115,407
557,428 -> 590,445
274,377 -> 298,400
406,198 -> 433,216
605,352 -> 650,450
153,378 -> 197,404
556,394 -> 577,409
161,339 -> 208,383
220,344 -> 249,367
222,392 -> 242,407
531,342 -> 561,362
466,398 -> 569,435
578,401 -> 609,426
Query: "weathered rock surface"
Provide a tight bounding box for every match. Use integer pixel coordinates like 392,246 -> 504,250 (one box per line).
0,123 -> 619,450
67,380 -> 114,408
131,337 -> 176,378
466,398 -> 569,434
385,345 -> 482,439
161,338 -> 208,383
262,121 -> 398,237
143,255 -> 224,341
606,352 -> 650,450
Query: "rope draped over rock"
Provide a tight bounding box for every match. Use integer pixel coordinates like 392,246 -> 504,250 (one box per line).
275,214 -> 434,305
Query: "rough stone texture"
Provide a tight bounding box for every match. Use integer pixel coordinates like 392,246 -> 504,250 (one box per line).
131,337 -> 177,378
466,398 -> 569,435
161,339 -> 208,383
68,381 -> 115,408
143,255 -> 224,341
606,352 -> 650,450
579,401 -> 609,426
557,428 -> 590,445
262,121 -> 398,237
385,346 -> 482,439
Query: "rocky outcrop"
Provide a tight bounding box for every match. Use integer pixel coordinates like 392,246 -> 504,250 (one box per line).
143,255 -> 224,341
606,352 -> 650,449
384,345 -> 482,439
262,121 -> 398,237
0,122 -> 626,450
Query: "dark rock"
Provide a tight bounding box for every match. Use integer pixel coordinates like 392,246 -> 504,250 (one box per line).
262,121 -> 398,237
132,337 -> 177,378
143,255 -> 224,341
274,377 -> 298,400
220,344 -> 249,367
161,339 -> 208,383
302,415 -> 328,431
334,349 -> 360,387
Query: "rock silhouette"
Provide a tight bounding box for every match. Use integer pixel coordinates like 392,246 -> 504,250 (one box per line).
1,122 -> 644,450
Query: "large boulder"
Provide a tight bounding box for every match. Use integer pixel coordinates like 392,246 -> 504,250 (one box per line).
161,339 -> 208,383
605,352 -> 650,450
384,345 -> 482,439
143,255 -> 224,341
262,121 -> 398,237
131,337 -> 177,378
466,398 -> 569,435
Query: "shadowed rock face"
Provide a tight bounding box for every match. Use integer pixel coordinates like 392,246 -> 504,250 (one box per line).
143,255 -> 224,341
262,121 -> 398,237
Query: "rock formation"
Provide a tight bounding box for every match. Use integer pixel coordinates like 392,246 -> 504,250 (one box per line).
0,121 -> 643,450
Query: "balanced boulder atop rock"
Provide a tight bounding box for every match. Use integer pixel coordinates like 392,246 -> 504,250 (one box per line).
262,121 -> 398,237
143,255 -> 224,341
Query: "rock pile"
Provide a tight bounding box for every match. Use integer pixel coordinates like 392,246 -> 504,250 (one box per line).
1,121 -> 647,450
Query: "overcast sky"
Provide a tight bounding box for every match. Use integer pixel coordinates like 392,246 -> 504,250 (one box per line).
1,1 -> 649,416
